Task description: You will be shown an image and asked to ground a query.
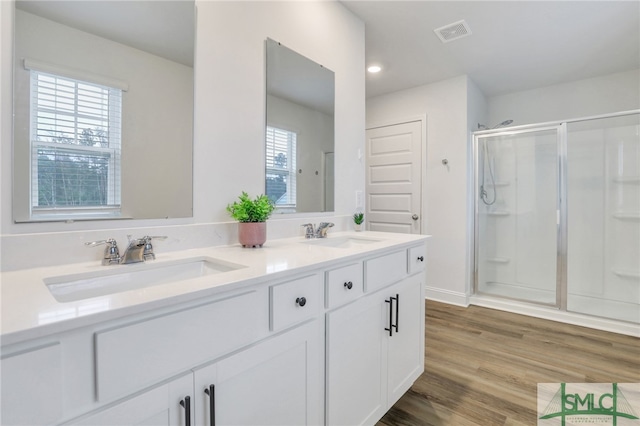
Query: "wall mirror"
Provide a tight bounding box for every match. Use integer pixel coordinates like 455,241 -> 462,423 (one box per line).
13,0 -> 195,222
265,38 -> 335,214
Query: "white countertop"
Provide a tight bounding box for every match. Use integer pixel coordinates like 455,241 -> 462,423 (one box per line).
1,231 -> 429,346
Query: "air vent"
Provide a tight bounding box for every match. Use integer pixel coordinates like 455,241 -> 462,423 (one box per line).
434,20 -> 472,43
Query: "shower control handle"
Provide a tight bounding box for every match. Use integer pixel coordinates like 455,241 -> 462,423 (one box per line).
412,214 -> 419,220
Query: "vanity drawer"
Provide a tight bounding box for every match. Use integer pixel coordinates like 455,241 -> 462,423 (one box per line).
271,273 -> 322,331
408,244 -> 427,275
94,288 -> 268,402
325,262 -> 363,309
364,250 -> 407,292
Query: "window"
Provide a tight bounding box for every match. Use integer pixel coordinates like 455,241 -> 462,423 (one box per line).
265,126 -> 297,207
29,70 -> 122,217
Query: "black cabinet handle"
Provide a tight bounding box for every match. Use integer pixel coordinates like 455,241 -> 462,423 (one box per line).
296,297 -> 307,307
204,385 -> 215,426
384,297 -> 394,336
384,294 -> 400,336
417,256 -> 424,262
344,281 -> 353,290
180,396 -> 191,426
395,293 -> 400,333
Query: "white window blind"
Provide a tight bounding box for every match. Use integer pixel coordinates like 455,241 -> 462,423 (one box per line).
265,126 -> 297,207
30,70 -> 122,215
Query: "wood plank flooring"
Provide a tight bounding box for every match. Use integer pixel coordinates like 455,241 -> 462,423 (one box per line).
377,300 -> 640,426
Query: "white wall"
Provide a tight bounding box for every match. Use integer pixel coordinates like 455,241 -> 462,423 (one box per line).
488,69 -> 640,126
194,1 -> 364,224
0,1 -> 365,270
367,75 -> 475,305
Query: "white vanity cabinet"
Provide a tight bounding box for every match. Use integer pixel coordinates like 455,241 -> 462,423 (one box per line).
326,248 -> 426,426
0,234 -> 428,426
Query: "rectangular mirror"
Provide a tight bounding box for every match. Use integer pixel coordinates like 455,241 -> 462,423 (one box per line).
13,0 -> 194,222
265,39 -> 335,214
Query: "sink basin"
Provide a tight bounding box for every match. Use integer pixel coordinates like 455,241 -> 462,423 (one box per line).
44,257 -> 246,303
301,236 -> 381,249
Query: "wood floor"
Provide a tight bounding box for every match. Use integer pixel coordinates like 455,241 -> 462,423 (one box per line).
377,300 -> 640,426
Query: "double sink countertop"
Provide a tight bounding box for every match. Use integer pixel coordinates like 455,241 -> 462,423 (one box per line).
1,231 -> 429,346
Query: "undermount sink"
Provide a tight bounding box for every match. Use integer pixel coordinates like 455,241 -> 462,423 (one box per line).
44,257 -> 246,303
301,236 -> 382,249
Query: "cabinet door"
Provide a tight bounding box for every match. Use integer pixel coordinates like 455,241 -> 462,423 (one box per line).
326,291 -> 387,426
67,373 -> 193,426
1,343 -> 63,426
386,275 -> 425,406
194,320 -> 323,426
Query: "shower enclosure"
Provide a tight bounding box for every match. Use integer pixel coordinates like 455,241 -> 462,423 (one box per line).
473,111 -> 640,324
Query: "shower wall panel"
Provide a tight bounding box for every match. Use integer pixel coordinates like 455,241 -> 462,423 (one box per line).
567,116 -> 640,323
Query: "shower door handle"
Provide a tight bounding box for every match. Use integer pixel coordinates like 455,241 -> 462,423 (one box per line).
412,214 -> 419,220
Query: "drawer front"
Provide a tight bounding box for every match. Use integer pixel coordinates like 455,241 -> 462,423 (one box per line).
271,274 -> 322,331
364,250 -> 407,292
95,288 -> 268,402
325,262 -> 363,309
1,343 -> 63,426
408,244 -> 427,275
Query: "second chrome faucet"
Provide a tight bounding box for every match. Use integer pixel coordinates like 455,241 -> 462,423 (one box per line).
301,222 -> 334,239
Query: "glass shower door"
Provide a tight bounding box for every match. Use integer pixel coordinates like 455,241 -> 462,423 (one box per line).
475,128 -> 561,305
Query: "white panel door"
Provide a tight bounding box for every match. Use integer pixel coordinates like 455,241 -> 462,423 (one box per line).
366,121 -> 422,234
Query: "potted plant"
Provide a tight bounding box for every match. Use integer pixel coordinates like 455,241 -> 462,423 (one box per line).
227,192 -> 275,247
353,212 -> 364,231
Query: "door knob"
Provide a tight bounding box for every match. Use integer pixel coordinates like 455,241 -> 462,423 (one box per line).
412,214 -> 419,220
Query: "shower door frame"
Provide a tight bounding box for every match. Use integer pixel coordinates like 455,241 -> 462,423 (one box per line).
472,123 -> 567,309
472,109 -> 640,310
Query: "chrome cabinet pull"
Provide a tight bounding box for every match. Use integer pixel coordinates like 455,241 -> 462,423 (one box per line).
344,281 -> 353,290
296,297 -> 307,307
417,256 -> 424,262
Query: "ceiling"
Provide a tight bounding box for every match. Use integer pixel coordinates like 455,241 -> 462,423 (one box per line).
340,1 -> 640,98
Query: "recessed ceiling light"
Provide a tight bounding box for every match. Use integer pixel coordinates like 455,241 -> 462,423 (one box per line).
367,65 -> 382,73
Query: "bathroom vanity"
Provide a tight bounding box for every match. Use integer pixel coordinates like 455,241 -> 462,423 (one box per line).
0,231 -> 428,425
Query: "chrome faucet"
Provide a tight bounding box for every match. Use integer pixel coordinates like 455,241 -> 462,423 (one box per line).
301,222 -> 335,239
87,235 -> 166,265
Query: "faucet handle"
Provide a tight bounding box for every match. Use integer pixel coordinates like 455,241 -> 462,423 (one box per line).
141,236 -> 167,261
301,223 -> 315,239
85,238 -> 120,265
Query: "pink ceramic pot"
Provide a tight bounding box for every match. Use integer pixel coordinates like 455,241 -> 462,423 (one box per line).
238,222 -> 267,248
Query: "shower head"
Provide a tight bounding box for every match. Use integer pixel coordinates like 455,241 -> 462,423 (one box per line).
492,120 -> 513,129
477,123 -> 489,130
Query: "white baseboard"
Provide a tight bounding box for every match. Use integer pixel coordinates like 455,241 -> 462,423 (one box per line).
469,295 -> 640,337
424,286 -> 469,307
